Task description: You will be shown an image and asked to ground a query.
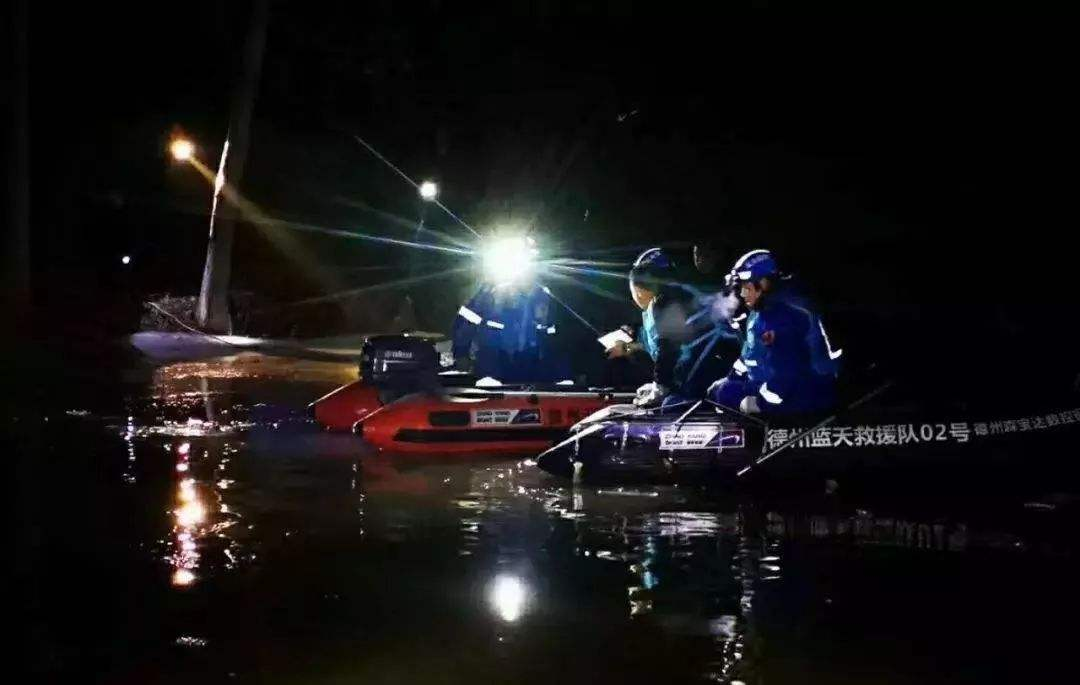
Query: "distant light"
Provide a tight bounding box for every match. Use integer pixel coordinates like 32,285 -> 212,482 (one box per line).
489,574 -> 528,622
169,137 -> 195,162
419,180 -> 439,201
121,255 -> 132,265
482,235 -> 538,287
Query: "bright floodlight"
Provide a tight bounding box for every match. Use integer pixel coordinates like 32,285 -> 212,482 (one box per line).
169,138 -> 195,162
482,235 -> 538,287
419,180 -> 439,201
489,574 -> 528,622
121,255 -> 131,265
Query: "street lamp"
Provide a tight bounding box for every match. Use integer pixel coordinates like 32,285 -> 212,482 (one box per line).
414,180 -> 439,240
169,137 -> 195,162
418,180 -> 438,201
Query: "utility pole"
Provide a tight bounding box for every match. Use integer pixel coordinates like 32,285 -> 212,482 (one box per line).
196,0 -> 269,333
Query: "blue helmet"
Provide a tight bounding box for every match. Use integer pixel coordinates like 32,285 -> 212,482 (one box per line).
727,249 -> 779,286
629,247 -> 676,292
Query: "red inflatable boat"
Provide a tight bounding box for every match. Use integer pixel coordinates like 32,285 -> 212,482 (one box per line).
308,335 -> 631,455
356,388 -> 631,456
311,380 -> 385,431
310,334 -> 453,431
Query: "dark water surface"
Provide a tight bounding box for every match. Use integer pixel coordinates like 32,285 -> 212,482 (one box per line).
15,356 -> 1080,683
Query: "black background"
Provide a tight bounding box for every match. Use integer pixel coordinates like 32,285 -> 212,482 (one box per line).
10,1 -> 1077,390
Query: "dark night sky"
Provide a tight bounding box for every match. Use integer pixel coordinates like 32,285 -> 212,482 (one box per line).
15,2 -> 1077,379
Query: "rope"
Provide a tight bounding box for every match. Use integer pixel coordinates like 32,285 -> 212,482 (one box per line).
142,300 -> 252,350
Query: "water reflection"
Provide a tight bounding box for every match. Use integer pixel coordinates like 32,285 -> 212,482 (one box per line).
164,435 -> 247,588
630,508 -> 759,682
121,414 -> 137,484
59,353 -> 1077,682
372,457 -> 776,679
489,574 -> 529,622
762,509 -> 975,552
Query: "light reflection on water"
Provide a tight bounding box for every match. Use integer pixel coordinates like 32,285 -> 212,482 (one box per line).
165,438 -> 247,588
490,574 -> 529,622
46,356 -> 1077,682
535,497 -> 770,683
440,461 -> 775,681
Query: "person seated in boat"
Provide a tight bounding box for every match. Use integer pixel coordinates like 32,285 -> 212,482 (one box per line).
688,240 -> 724,293
609,247 -> 731,407
687,240 -> 743,371
708,249 -> 841,416
451,281 -> 571,384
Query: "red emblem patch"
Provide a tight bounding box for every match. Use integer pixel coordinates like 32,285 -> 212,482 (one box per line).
761,330 -> 776,346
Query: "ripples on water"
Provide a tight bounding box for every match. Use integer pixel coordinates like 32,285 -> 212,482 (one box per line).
21,356 -> 1080,683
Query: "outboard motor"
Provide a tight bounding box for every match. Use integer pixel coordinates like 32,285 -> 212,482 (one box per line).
309,335 -> 445,431
360,335 -> 441,396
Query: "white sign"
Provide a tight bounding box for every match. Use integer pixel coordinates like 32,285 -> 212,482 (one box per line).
597,329 -> 633,351
660,426 -> 719,450
472,409 -> 541,426
659,425 -> 744,450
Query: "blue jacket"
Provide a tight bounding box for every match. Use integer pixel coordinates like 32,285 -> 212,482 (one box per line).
729,285 -> 841,413
452,284 -> 568,382
641,285 -> 739,396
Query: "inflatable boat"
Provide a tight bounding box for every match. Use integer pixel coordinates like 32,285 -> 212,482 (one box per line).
309,334 -> 633,455
310,334 -> 465,431
356,387 -> 633,456
537,397 -> 1080,484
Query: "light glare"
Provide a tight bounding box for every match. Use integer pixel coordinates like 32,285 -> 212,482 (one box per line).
170,138 -> 195,162
482,236 -> 537,287
172,568 -> 196,586
419,180 -> 439,201
490,574 -> 528,622
176,500 -> 206,527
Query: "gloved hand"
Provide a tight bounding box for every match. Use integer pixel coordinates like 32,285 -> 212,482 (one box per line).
633,382 -> 669,408
738,395 -> 761,414
607,340 -> 629,359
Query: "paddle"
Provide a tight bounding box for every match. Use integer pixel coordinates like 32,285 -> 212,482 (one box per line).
736,380 -> 894,478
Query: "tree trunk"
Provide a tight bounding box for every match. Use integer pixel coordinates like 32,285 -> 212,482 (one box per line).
196,0 -> 269,333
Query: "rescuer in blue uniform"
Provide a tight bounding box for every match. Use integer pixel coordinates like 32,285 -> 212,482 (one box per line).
451,282 -> 569,383
613,248 -> 733,407
708,249 -> 841,416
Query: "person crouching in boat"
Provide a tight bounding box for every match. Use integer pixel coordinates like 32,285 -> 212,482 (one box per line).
708,249 -> 841,416
610,247 -> 725,408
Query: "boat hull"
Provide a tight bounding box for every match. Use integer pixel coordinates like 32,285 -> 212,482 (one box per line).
537,403 -> 1080,484
358,390 -> 632,457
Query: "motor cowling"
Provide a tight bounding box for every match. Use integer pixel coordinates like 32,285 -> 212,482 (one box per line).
361,335 -> 440,388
